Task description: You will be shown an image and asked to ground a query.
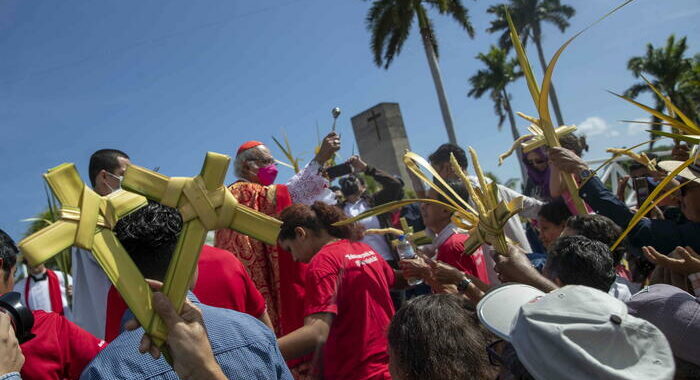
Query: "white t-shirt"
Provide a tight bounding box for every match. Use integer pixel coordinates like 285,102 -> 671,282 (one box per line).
343,199 -> 395,262
13,269 -> 73,319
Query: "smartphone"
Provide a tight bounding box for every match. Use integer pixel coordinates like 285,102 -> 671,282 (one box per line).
325,162 -> 353,180
633,176 -> 650,208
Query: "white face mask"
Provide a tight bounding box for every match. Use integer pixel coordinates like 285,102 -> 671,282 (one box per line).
105,171 -> 123,193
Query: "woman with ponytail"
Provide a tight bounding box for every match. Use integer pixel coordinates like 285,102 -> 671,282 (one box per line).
277,201 -> 400,380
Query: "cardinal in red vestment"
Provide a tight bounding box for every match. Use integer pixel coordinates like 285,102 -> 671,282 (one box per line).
215,133 -> 339,378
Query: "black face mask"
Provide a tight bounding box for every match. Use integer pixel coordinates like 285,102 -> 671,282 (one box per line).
340,176 -> 361,197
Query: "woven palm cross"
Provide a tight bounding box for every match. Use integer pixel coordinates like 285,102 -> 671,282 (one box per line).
18,164 -> 161,339
121,151 -> 282,344
450,148 -> 523,256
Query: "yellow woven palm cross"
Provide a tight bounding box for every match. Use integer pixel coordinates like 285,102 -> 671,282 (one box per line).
121,151 -> 282,344
20,152 -> 282,351
18,164 -> 162,340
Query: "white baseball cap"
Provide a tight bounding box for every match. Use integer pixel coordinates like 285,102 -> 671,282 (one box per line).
477,284 -> 675,380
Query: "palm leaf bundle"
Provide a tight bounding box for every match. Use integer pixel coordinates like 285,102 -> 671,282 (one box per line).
610,80 -> 700,249
500,1 -> 635,215
335,149 -> 523,256
272,133 -> 301,173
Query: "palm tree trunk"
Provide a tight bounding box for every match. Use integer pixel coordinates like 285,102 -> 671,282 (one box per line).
533,37 -> 565,127
503,88 -> 528,185
420,29 -> 457,145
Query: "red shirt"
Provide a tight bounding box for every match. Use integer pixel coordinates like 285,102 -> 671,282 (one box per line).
20,311 -> 106,380
436,233 -> 490,284
104,245 -> 266,342
304,240 -> 394,380
194,245 -> 266,317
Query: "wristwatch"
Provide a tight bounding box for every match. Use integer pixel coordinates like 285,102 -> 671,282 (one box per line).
457,276 -> 473,292
579,168 -> 593,181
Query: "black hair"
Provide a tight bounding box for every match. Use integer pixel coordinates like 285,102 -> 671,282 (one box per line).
89,149 -> 130,187
114,201 -> 182,281
428,144 -> 468,169
387,294 -> 496,380
537,197 -> 572,225
565,214 -> 625,265
0,229 -> 18,282
545,235 -> 615,292
559,134 -> 588,157
278,202 -> 363,242
338,175 -> 365,197
432,179 -> 470,206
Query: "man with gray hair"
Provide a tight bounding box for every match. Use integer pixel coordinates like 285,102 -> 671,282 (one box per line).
215,132 -> 340,378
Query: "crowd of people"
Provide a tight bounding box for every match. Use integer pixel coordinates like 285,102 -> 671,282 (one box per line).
0,131 -> 699,380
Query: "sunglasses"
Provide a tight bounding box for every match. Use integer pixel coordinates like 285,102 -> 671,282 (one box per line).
527,159 -> 547,166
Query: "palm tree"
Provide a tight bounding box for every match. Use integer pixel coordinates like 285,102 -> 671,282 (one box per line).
487,0 -> 575,127
679,54 -> 700,112
365,0 -> 475,145
626,35 -> 699,145
468,45 -> 527,181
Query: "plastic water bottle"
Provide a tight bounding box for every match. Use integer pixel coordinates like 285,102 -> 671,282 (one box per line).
397,235 -> 424,286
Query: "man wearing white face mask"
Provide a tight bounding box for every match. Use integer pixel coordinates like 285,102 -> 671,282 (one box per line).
215,133 -> 339,378
71,149 -> 131,338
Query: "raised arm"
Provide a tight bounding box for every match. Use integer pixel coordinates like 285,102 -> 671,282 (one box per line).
347,156 -> 403,206
287,132 -> 340,205
549,147 -> 689,253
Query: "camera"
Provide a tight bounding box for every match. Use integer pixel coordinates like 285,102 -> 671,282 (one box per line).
0,292 -> 35,344
339,175 -> 363,197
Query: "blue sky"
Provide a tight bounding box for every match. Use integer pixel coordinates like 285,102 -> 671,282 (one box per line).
1,0 -> 698,241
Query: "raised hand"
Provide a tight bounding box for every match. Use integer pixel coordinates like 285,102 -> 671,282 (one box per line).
494,245 -> 558,292
548,147 -> 588,174
346,155 -> 367,173
643,246 -> 700,275
315,132 -> 341,164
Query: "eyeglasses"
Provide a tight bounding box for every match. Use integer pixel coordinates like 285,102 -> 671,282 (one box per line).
486,339 -> 506,367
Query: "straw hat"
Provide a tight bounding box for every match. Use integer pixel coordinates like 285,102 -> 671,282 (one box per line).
657,143 -> 700,182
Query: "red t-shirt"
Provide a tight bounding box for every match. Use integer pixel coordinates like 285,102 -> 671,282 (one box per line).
104,244 -> 266,342
304,240 -> 394,380
436,233 -> 490,284
194,244 -> 266,316
20,311 -> 106,380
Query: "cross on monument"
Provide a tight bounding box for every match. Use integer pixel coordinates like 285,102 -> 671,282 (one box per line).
367,110 -> 382,140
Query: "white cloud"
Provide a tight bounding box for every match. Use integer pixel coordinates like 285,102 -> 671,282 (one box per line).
578,116 -> 612,137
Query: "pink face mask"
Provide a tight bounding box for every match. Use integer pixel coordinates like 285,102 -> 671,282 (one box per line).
257,164 -> 278,186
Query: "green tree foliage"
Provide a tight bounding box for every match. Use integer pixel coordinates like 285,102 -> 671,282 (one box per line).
366,0 -> 475,69
625,35 -> 699,146
487,0 -> 576,126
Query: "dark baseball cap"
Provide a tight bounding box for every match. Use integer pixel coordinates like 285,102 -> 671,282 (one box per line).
626,284 -> 700,365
